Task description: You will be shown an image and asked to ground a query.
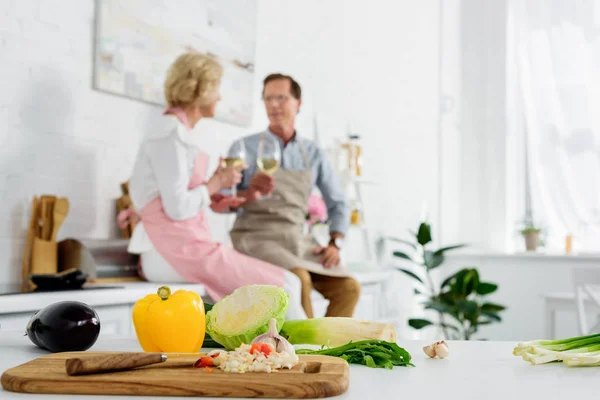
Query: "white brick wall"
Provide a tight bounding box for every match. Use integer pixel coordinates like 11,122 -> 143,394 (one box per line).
0,0 -> 442,284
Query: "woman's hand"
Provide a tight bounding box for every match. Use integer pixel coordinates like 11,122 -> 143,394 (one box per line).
210,193 -> 246,213
206,158 -> 246,194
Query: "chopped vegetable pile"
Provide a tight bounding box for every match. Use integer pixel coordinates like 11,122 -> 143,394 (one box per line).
194,342 -> 299,373
296,340 -> 414,369
513,333 -> 600,367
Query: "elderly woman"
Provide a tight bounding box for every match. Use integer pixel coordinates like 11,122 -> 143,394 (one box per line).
123,51 -> 306,319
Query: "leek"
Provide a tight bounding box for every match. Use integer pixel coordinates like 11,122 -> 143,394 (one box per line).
513,333 -> 600,367
280,317 -> 397,347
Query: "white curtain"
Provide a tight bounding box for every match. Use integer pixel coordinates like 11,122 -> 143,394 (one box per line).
511,0 -> 600,252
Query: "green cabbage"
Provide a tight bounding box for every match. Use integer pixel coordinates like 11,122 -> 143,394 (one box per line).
205,285 -> 289,350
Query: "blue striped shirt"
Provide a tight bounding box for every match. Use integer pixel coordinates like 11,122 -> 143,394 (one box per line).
229,128 -> 350,235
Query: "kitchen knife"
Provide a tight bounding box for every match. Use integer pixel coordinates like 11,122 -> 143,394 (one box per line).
65,352 -> 205,375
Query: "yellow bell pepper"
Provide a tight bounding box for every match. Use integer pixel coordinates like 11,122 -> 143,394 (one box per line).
132,286 -> 206,353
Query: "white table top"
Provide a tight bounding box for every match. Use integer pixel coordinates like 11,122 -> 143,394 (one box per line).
0,332 -> 597,399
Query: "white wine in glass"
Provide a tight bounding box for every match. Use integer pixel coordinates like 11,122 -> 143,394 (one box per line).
225,140 -> 246,196
222,158 -> 245,168
257,158 -> 280,175
257,134 -> 281,199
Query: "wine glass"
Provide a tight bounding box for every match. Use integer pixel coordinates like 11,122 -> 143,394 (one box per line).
256,135 -> 281,199
223,139 -> 246,197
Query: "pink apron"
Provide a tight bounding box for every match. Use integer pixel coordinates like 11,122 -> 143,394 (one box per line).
130,108 -> 285,301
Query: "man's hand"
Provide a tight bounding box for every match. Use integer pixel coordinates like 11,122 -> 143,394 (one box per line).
313,244 -> 341,268
209,193 -> 246,213
249,173 -> 275,196
230,173 -> 275,209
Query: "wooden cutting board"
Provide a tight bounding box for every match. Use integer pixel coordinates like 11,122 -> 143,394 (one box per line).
1,351 -> 349,398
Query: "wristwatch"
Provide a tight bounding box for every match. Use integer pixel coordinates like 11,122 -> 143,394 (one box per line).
330,237 -> 344,249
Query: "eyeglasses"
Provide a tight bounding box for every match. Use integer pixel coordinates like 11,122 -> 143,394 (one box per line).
262,95 -> 290,104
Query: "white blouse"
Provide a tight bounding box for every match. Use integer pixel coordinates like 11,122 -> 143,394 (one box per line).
127,117 -> 210,254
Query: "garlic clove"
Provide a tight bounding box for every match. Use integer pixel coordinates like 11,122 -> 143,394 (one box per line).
423,345 -> 437,358
423,340 -> 449,359
433,340 -> 449,359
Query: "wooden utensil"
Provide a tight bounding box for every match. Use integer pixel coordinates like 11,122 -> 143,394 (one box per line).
1,351 -> 350,398
21,197 -> 40,292
40,195 -> 57,240
50,197 -> 69,241
38,198 -> 48,239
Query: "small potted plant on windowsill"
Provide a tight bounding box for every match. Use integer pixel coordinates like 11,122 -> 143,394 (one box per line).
518,220 -> 545,252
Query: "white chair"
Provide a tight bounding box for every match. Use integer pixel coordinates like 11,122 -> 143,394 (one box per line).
573,267 -> 600,335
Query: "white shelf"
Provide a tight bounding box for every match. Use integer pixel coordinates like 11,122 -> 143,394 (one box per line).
351,178 -> 379,185
349,224 -> 369,231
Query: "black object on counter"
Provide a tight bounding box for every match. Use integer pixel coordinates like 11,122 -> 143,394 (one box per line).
25,301 -> 101,352
29,269 -> 88,292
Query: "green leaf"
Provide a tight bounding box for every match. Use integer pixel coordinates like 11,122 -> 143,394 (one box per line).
384,237 -> 417,250
481,311 -> 502,322
440,323 -> 460,332
440,273 -> 457,289
392,251 -> 413,262
396,268 -> 424,284
408,318 -> 433,329
459,269 -> 480,297
433,244 -> 468,257
477,320 -> 494,325
457,300 -> 478,315
424,250 -> 445,270
364,354 -> 377,368
417,222 -> 432,246
481,303 -> 506,313
476,282 -> 498,295
423,301 -> 454,314
414,288 -> 423,295
449,269 -> 469,295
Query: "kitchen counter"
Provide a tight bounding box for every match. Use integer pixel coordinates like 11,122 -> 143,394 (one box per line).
0,282 -> 206,315
0,332 -> 595,400
0,282 -> 207,338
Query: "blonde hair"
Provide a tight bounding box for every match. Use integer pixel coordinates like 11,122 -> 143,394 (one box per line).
164,51 -> 223,108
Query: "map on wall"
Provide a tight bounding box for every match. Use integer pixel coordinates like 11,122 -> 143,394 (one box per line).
93,0 -> 258,127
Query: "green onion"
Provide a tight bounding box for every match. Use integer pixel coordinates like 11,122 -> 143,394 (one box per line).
513,333 -> 600,366
296,340 -> 414,369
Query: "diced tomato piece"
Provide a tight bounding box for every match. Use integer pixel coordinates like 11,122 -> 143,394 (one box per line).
250,342 -> 273,356
259,343 -> 272,356
250,343 -> 262,354
194,356 -> 214,368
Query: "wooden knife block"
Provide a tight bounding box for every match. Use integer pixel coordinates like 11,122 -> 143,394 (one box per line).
22,194 -> 69,291
30,237 -> 58,275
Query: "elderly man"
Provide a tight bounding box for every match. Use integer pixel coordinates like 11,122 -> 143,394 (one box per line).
226,73 -> 361,318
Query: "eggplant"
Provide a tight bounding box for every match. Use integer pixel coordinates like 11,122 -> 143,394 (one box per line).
25,301 -> 101,352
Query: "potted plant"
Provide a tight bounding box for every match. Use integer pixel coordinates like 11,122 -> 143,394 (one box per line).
389,221 -> 506,340
518,220 -> 544,252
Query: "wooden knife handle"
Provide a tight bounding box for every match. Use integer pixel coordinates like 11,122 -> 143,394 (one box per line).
65,353 -> 165,376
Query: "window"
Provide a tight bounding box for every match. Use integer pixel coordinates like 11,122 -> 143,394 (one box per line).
509,0 -> 600,253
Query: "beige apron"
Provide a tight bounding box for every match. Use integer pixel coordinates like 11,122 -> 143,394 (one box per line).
230,134 -> 351,277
